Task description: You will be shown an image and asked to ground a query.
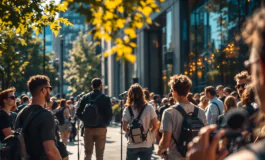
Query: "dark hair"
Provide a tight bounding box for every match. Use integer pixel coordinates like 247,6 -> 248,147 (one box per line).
59,99 -> 67,108
231,91 -> 239,97
224,87 -> 232,94
91,78 -> 102,88
169,97 -> 175,105
153,94 -> 160,101
234,71 -> 250,83
27,75 -> 50,96
51,101 -> 58,110
0,87 -> 16,108
168,74 -> 192,96
22,96 -> 29,103
205,86 -> 216,96
187,93 -> 198,105
241,85 -> 255,106
125,83 -> 147,111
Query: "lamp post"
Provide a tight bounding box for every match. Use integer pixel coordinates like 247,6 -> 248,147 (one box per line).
59,35 -> 64,98
43,26 -> 46,75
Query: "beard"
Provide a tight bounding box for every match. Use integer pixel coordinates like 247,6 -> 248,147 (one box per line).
45,93 -> 50,103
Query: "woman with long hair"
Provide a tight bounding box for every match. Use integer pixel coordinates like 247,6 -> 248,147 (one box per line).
217,96 -> 237,125
122,84 -> 157,160
57,99 -> 71,146
198,95 -> 209,110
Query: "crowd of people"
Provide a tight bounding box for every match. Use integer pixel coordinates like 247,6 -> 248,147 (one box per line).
1,6 -> 265,160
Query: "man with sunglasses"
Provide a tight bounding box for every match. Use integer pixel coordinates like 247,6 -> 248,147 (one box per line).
0,87 -> 17,144
234,71 -> 250,107
16,75 -> 61,160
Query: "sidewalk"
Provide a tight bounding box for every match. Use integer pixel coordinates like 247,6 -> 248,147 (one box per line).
67,123 -> 162,160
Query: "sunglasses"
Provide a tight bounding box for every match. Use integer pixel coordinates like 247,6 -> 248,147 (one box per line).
42,86 -> 53,92
235,84 -> 247,89
8,96 -> 17,100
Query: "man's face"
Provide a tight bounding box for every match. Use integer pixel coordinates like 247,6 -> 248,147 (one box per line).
216,88 -> 223,96
4,92 -> 16,108
42,82 -> 52,103
250,49 -> 265,112
236,79 -> 248,97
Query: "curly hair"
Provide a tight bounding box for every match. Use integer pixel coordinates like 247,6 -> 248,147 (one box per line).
241,85 -> 255,106
168,74 -> 192,96
125,83 -> 147,111
234,71 -> 250,82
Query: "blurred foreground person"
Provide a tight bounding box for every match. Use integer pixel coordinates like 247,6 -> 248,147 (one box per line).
187,8 -> 265,160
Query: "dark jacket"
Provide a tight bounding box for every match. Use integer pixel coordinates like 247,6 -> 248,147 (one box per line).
76,90 -> 112,128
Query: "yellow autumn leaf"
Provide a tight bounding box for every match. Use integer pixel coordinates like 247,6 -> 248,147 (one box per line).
124,35 -> 130,43
19,39 -> 27,46
124,53 -> 136,63
117,6 -> 124,13
123,46 -> 132,53
134,22 -> 143,29
160,0 -> 165,2
116,19 -> 125,29
115,38 -> 123,44
146,17 -> 152,24
142,6 -> 152,17
104,11 -> 114,20
124,28 -> 137,39
130,42 -> 137,48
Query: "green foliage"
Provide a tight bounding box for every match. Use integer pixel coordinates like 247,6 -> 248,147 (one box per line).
67,0 -> 165,63
0,0 -> 73,50
0,31 -> 57,92
64,32 -> 101,96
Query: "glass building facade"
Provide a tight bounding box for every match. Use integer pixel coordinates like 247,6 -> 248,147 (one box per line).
180,0 -> 262,92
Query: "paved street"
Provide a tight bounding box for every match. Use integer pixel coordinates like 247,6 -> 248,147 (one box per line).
67,123 -> 163,160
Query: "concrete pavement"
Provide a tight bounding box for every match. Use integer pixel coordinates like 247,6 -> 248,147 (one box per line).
67,123 -> 163,160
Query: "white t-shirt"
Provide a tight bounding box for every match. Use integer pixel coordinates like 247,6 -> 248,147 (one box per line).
122,104 -> 157,149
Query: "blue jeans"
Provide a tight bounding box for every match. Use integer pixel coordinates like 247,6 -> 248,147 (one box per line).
126,147 -> 153,160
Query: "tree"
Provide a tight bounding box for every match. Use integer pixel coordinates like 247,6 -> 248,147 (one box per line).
64,32 -> 101,96
0,31 -> 57,92
0,0 -> 72,48
66,0 -> 165,63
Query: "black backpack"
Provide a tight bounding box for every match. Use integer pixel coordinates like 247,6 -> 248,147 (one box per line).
81,93 -> 103,127
172,105 -> 204,157
128,106 -> 149,144
55,107 -> 66,125
0,110 -> 44,160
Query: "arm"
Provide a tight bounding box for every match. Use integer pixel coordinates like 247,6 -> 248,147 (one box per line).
43,140 -> 62,160
76,95 -> 86,119
122,120 -> 129,132
105,97 -> 113,124
2,127 -> 12,137
64,108 -> 71,119
158,131 -> 172,154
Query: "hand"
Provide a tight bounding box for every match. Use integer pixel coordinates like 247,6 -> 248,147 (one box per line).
157,148 -> 167,158
186,125 -> 229,160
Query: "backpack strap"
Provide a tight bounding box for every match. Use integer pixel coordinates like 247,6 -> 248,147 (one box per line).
175,105 -> 188,118
128,107 -> 134,119
193,106 -> 199,117
22,109 -> 45,132
211,102 -> 221,115
136,105 -> 146,120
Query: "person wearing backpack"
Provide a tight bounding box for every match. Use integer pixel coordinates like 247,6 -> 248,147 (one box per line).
122,83 -> 157,160
204,86 -> 224,124
76,78 -> 112,160
15,75 -> 61,160
0,87 -> 17,144
157,75 -> 207,160
55,99 -> 71,147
